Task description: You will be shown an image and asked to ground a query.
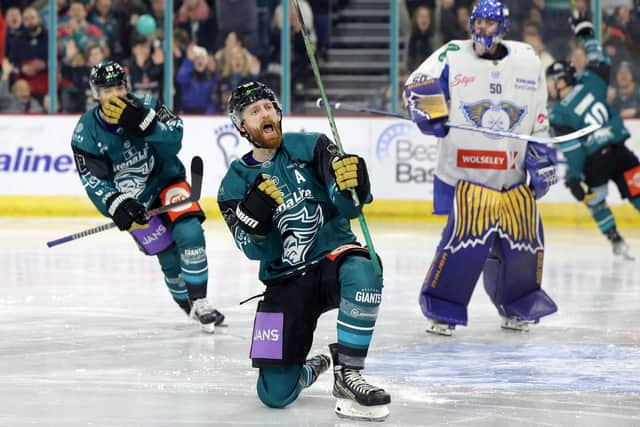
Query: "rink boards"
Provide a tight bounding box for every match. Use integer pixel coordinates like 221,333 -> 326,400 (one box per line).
0,115 -> 639,225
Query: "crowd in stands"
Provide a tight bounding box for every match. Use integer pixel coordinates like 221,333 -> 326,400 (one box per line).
0,0 -> 638,118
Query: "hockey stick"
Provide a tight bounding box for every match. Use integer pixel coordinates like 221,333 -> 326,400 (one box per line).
292,0 -> 381,276
316,99 -> 602,145
46,156 -> 204,248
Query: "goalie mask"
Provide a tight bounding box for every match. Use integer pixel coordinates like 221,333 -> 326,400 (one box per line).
228,81 -> 283,148
89,61 -> 130,99
470,0 -> 511,54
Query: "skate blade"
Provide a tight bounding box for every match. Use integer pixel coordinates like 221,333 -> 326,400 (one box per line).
425,324 -> 453,336
501,322 -> 530,332
335,399 -> 389,422
200,322 -> 215,334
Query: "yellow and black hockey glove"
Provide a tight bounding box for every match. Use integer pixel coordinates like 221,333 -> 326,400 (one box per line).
331,154 -> 370,202
103,94 -> 157,136
235,174 -> 283,236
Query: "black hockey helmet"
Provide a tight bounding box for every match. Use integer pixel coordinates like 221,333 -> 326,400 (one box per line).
546,60 -> 577,86
89,61 -> 129,99
228,81 -> 282,140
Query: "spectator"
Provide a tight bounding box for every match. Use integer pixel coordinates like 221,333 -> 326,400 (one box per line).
612,61 -> 640,118
88,0 -> 122,59
215,31 -> 260,77
127,35 -> 163,100
0,58 -> 43,112
60,43 -> 106,112
110,0 -> 148,62
175,44 -> 219,114
440,0 -> 469,44
408,6 -> 434,72
11,7 -> 48,101
522,21 -> 555,70
406,0 -> 434,17
177,0 -> 217,53
4,7 -> 23,63
215,0 -> 257,52
217,46 -> 257,110
58,1 -> 104,59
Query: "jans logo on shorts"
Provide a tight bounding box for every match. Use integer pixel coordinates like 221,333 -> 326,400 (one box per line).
215,123 -> 250,167
457,149 -> 518,169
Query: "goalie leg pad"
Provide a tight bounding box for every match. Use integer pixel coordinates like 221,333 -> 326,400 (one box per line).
482,216 -> 557,322
420,181 -> 500,325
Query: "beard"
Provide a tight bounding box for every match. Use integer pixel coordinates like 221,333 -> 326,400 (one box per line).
246,119 -> 282,149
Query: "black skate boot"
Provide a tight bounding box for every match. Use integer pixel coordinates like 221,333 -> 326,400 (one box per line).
190,298 -> 225,333
303,354 -> 331,388
606,227 -> 634,260
329,343 -> 390,421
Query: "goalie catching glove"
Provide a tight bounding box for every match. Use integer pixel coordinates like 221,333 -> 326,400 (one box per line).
331,154 -> 371,202
106,193 -> 148,231
235,174 -> 283,236
102,94 -> 157,136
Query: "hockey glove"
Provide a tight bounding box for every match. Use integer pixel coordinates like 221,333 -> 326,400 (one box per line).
106,194 -> 148,231
525,141 -> 559,200
331,154 -> 371,202
569,16 -> 594,38
235,174 -> 283,236
103,94 -> 157,136
404,75 -> 449,138
566,178 -> 597,204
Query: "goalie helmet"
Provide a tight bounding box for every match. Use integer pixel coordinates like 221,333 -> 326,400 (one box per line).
546,60 -> 577,87
469,0 -> 511,51
228,81 -> 282,143
89,61 -> 129,99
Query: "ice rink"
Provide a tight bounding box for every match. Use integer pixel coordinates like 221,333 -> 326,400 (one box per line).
1,217 -> 639,426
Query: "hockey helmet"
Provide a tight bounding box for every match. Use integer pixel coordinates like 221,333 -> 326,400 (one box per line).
89,61 -> 129,99
228,81 -> 282,140
470,0 -> 511,51
546,60 -> 577,86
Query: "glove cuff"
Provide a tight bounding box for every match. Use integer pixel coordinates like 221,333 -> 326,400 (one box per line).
574,21 -> 594,38
106,193 -> 128,216
138,108 -> 157,133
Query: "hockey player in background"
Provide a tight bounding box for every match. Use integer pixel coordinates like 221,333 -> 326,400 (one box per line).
217,81 -> 390,421
70,61 -> 225,332
546,16 -> 640,260
404,0 -> 559,336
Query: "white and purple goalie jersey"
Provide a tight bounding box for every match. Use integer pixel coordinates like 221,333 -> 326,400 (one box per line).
406,39 -> 550,191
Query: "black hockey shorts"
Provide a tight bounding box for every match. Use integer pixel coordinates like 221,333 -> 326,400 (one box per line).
584,143 -> 640,198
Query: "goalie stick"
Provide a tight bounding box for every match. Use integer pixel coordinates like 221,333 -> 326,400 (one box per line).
46,156 -> 204,248
316,99 -> 601,145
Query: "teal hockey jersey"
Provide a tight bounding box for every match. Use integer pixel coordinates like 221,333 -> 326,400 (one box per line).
71,94 -> 186,216
217,132 -> 370,282
549,36 -> 630,180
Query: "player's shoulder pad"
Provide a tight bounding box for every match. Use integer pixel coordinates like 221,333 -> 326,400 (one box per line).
504,40 -> 542,63
218,157 -> 260,201
281,132 -> 324,162
71,108 -> 100,152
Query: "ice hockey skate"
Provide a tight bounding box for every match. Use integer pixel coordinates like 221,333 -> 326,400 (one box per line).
500,316 -> 537,332
425,317 -> 454,336
607,228 -> 635,261
190,298 -> 225,333
303,354 -> 331,388
329,344 -> 390,421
